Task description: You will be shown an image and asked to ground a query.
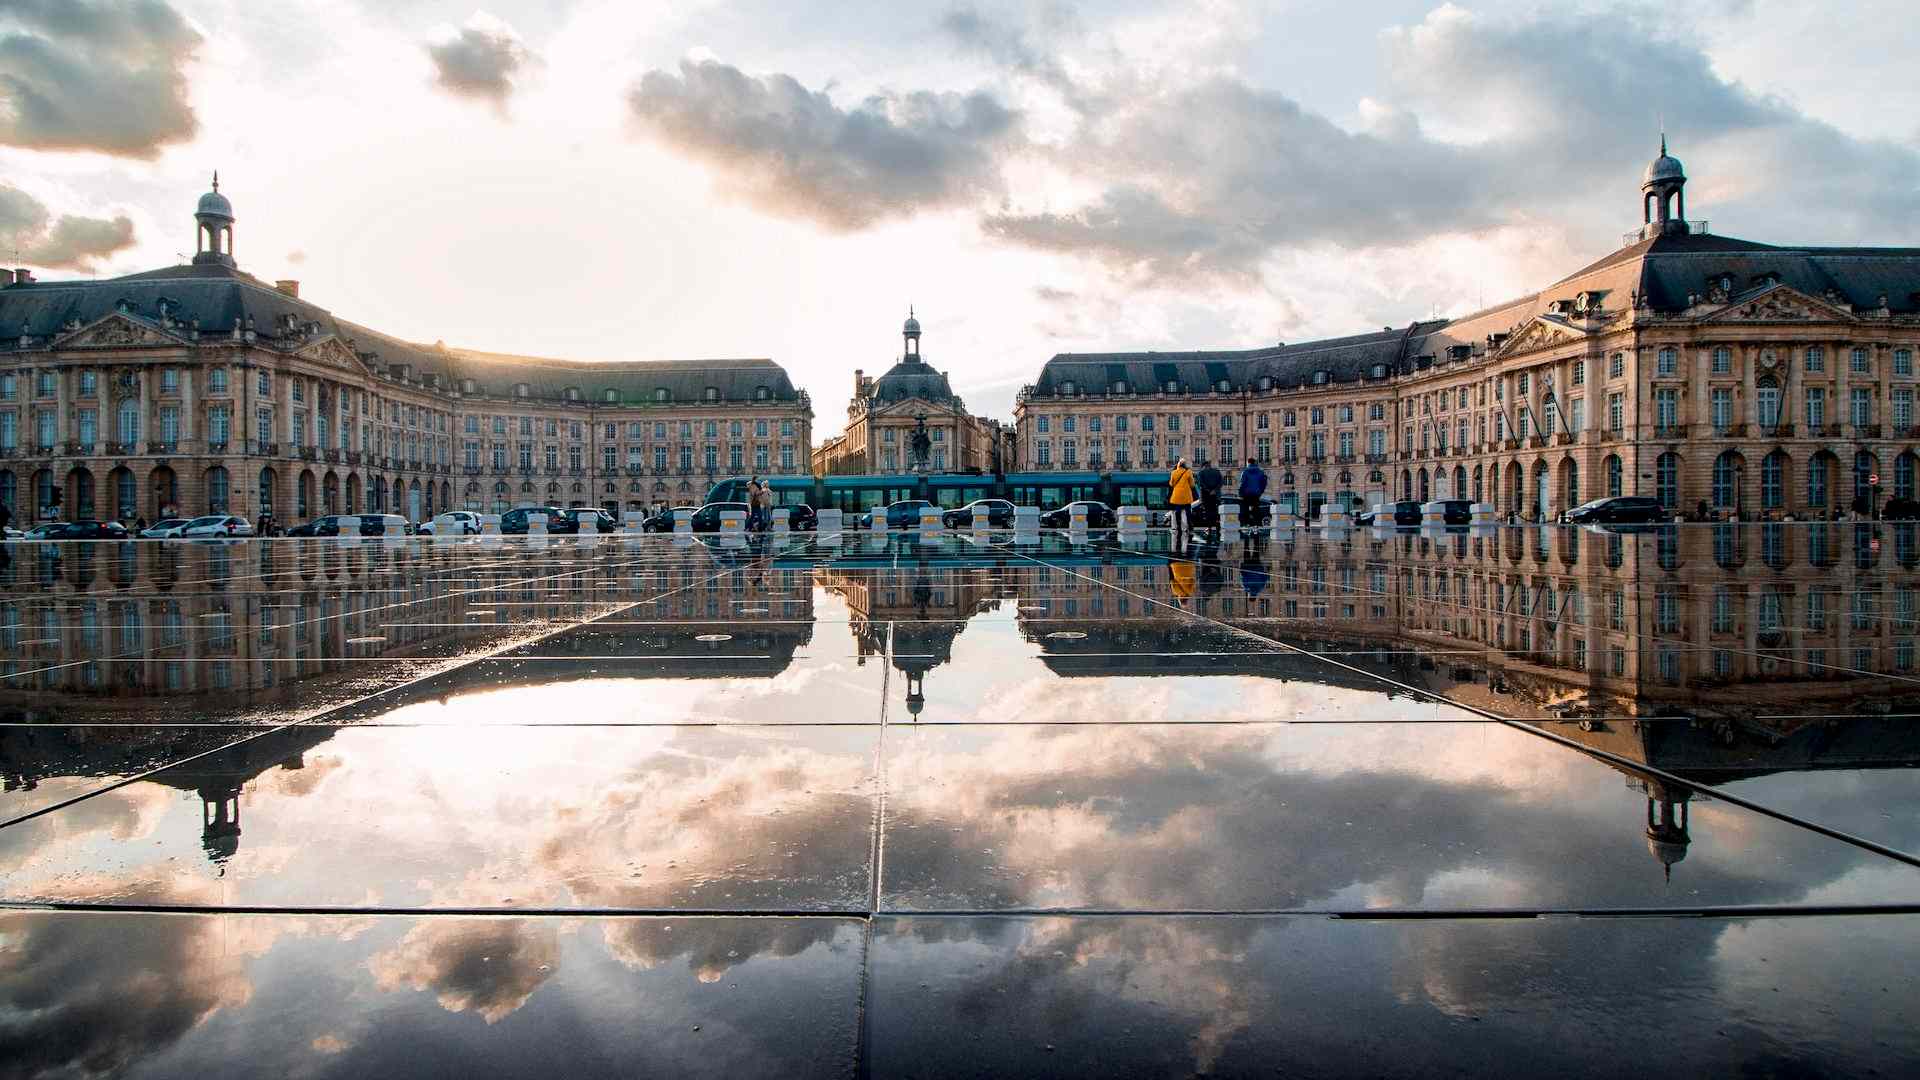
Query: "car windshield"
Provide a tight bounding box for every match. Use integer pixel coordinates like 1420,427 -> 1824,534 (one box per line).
153,518 -> 186,527
185,516 -> 223,527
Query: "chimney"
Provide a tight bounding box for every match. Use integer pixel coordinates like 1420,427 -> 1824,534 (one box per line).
0,270 -> 13,286
14,269 -> 33,284
274,279 -> 300,298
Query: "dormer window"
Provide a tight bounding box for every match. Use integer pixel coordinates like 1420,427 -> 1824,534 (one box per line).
1215,379 -> 1231,392
1164,379 -> 1180,394
1112,380 -> 1128,395
1311,370 -> 1330,386
1059,380 -> 1075,396
604,388 -> 619,403
1257,376 -> 1273,391
563,386 -> 581,402
704,386 -> 720,402
1753,272 -> 1780,288
1370,363 -> 1389,379
514,383 -> 530,399
755,385 -> 770,400
654,387 -> 671,402
461,378 -> 478,394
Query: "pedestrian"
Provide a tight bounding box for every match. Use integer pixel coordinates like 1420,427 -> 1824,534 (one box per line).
753,478 -> 773,532
1236,456 -> 1267,530
1168,458 -> 1194,536
744,478 -> 762,531
1197,459 -> 1224,533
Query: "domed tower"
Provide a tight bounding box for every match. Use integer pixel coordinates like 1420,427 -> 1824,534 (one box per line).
1640,136 -> 1689,240
903,307 -> 922,358
194,171 -> 236,267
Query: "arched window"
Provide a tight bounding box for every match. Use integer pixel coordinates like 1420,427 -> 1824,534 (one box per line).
1712,452 -> 1741,508
1656,452 -> 1680,509
1761,450 -> 1788,509
1564,459 -> 1579,507
1605,455 -> 1623,498
1808,454 -> 1831,508
206,466 -> 229,513
1756,378 -> 1781,428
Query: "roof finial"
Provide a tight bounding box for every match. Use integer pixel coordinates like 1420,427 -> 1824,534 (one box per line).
1659,131 -> 1667,156
212,170 -> 219,193
909,303 -> 914,319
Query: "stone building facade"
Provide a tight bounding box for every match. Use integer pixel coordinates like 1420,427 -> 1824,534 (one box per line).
813,313 -> 1010,476
1015,146 -> 1920,520
0,180 -> 811,525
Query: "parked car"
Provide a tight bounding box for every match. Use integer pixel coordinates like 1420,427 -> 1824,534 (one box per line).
499,506 -> 568,535
644,506 -> 698,532
417,510 -> 482,535
140,517 -> 192,539
943,499 -> 1016,529
24,519 -> 131,540
558,507 -> 620,534
688,501 -> 751,532
1356,501 -> 1423,527
860,500 -> 935,530
1434,498 -> 1474,525
180,515 -> 253,538
1564,495 -> 1668,525
784,503 -> 819,531
1039,501 -> 1117,528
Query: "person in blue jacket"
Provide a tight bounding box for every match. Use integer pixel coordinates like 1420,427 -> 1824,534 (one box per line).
1236,457 -> 1267,527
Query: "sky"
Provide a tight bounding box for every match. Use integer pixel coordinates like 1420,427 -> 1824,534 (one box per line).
3,0 -> 1919,438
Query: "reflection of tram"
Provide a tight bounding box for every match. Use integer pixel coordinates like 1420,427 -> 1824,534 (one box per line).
706,471 -> 1369,517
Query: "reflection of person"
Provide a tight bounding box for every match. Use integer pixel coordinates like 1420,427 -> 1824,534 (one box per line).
1168,459 -> 1194,535
1169,557 -> 1195,599
1239,547 -> 1269,598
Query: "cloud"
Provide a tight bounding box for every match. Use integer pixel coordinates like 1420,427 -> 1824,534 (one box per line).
625,58 -> 1021,230
0,0 -> 202,158
426,12 -> 536,112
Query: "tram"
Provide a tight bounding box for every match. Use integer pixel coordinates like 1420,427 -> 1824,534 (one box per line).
704,469 -> 1368,518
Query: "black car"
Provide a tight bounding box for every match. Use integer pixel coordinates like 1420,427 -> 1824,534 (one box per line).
861,500 -> 935,530
1434,499 -> 1474,525
688,502 -> 751,532
943,499 -> 1015,528
500,506 -> 568,534
1039,501 -> 1117,528
30,519 -> 130,541
284,513 -> 410,537
1564,495 -> 1667,525
559,507 -> 620,534
644,506 -> 698,532
1356,500 -> 1424,527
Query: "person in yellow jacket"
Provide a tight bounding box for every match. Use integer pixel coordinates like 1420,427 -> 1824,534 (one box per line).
1168,458 -> 1195,536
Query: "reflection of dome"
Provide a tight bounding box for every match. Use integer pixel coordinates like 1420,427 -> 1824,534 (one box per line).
1645,833 -> 1688,868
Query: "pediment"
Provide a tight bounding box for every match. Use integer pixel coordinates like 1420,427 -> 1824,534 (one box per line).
872,397 -> 962,418
296,335 -> 372,373
52,312 -> 191,350
1490,316 -> 1589,360
1698,284 -> 1853,324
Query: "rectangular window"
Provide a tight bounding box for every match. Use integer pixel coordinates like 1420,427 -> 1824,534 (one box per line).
159,406 -> 179,442
1609,353 -> 1624,378
1895,388 -> 1913,429
208,407 -> 229,444
1807,388 -> 1826,428
1608,393 -> 1623,431
1852,387 -> 1873,427
1805,346 -> 1825,373
1062,416 -> 1075,433
79,370 -> 97,397
0,374 -> 14,399
1036,439 -> 1051,465
1655,389 -> 1678,429
1367,429 -> 1384,456
1898,349 -> 1914,376
1712,347 -> 1731,374
77,407 -> 97,445
464,441 -> 480,468
1657,348 -> 1676,375
35,370 -> 55,397
780,444 -> 794,469
1337,431 -> 1354,458
1569,399 -> 1584,433
1711,388 -> 1733,431
1572,359 -> 1585,385
1851,347 -> 1870,373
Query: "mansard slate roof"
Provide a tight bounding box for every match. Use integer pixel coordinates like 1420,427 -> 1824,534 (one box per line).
870,356 -> 960,405
0,261 -> 802,405
1033,229 -> 1920,397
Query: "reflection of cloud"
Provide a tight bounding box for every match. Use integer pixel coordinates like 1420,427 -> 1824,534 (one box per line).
370,919 -> 560,1024
0,779 -> 173,879
0,877 -> 259,1077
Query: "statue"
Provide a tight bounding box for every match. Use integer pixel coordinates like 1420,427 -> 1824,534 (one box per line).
909,415 -> 932,472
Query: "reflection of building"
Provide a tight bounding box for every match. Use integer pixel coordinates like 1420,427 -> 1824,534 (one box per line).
813,313 -> 1011,476
0,179 -> 811,526
817,556 -> 1001,716
1016,147 -> 1920,521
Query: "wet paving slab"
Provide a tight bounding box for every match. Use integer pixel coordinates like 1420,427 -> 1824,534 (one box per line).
4,524 -> 1919,1076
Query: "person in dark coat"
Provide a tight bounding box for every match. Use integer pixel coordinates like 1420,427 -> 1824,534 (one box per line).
1236,457 -> 1267,527
1197,461 -> 1224,532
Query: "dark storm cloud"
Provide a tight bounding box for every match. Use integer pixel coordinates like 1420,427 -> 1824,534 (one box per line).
0,183 -> 136,270
625,59 -> 1021,230
0,0 -> 201,158
426,18 -> 535,110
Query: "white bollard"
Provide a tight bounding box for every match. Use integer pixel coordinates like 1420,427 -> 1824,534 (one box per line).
578,512 -> 600,535
1421,501 -> 1448,529
673,509 -> 693,535
1218,503 -> 1241,534
869,507 -> 888,533
1322,504 -> 1350,530
622,511 -> 645,535
970,507 -> 992,538
1068,504 -> 1089,536
719,509 -> 747,537
335,515 -> 360,538
1013,505 -> 1041,535
527,512 -> 549,537
480,513 -> 502,535
1471,502 -> 1497,526
815,508 -> 843,536
1270,511 -> 1297,536
771,507 -> 790,533
919,508 -> 943,533
1117,505 -> 1148,533
1367,504 -> 1390,528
